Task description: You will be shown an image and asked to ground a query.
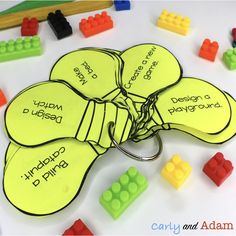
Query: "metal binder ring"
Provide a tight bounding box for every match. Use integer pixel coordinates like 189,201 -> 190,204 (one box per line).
108,121 -> 163,161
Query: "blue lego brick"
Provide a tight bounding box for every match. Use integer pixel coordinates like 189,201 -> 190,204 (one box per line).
114,0 -> 130,11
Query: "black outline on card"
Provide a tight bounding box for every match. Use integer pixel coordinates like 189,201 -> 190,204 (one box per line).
120,43 -> 183,100
84,102 -> 97,141
167,91 -> 236,144
153,77 -> 233,135
2,139 -> 108,216
49,48 -> 124,102
75,100 -> 92,138
4,80 -> 133,149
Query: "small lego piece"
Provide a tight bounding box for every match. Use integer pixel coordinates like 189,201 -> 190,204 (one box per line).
223,48 -> 236,70
21,17 -> 39,36
198,39 -> 219,62
47,10 -> 72,39
79,11 -> 113,37
232,28 -> 236,41
161,154 -> 192,189
157,9 -> 190,35
0,89 -> 7,107
232,41 -> 236,48
63,219 -> 93,235
114,0 -> 130,11
0,36 -> 43,63
203,152 -> 233,186
100,167 -> 148,219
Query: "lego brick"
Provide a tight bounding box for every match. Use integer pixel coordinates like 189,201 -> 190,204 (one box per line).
0,89 -> 7,107
79,11 -> 113,38
223,48 -> 236,70
63,219 -> 93,235
157,9 -> 190,35
21,17 -> 39,36
232,28 -> 236,41
203,152 -> 233,186
100,167 -> 148,219
114,0 -> 130,11
161,154 -> 192,189
47,10 -> 72,39
232,41 -> 236,48
0,36 -> 43,63
198,39 -> 219,62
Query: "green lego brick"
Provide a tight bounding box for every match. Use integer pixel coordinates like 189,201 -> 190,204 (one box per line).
99,167 -> 148,219
223,48 -> 236,70
0,36 -> 43,62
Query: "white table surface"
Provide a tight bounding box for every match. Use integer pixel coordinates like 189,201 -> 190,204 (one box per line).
0,1 -> 236,235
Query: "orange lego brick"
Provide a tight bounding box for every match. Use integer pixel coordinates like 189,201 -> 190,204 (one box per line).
161,154 -> 192,189
0,89 -> 7,107
157,10 -> 190,35
199,39 -> 219,62
79,11 -> 113,37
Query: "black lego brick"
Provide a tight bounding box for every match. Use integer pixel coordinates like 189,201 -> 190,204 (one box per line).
47,10 -> 72,39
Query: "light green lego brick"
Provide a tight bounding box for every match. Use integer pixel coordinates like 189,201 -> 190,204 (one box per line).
100,167 -> 148,219
0,36 -> 43,62
223,48 -> 236,70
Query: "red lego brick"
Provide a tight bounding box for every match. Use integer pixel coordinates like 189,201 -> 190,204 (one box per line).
0,89 -> 7,107
62,219 -> 93,235
198,38 -> 219,62
21,17 -> 39,36
232,28 -> 236,41
79,11 -> 113,37
203,152 -> 233,186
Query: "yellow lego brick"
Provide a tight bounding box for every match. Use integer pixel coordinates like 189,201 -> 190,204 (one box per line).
157,10 -> 190,35
161,154 -> 192,189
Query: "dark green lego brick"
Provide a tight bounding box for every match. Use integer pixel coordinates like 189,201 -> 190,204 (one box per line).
100,166 -> 148,219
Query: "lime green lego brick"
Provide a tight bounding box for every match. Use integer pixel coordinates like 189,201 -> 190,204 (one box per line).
100,167 -> 148,219
161,155 -> 192,189
0,36 -> 43,62
223,48 -> 236,70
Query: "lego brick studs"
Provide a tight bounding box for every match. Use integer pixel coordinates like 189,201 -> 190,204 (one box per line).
161,154 -> 192,189
47,10 -> 72,39
79,11 -> 113,37
199,39 -> 219,62
203,152 -> 233,186
100,167 -> 148,219
157,10 -> 191,35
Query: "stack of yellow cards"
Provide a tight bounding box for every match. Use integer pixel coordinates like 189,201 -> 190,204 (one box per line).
3,44 -> 236,216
